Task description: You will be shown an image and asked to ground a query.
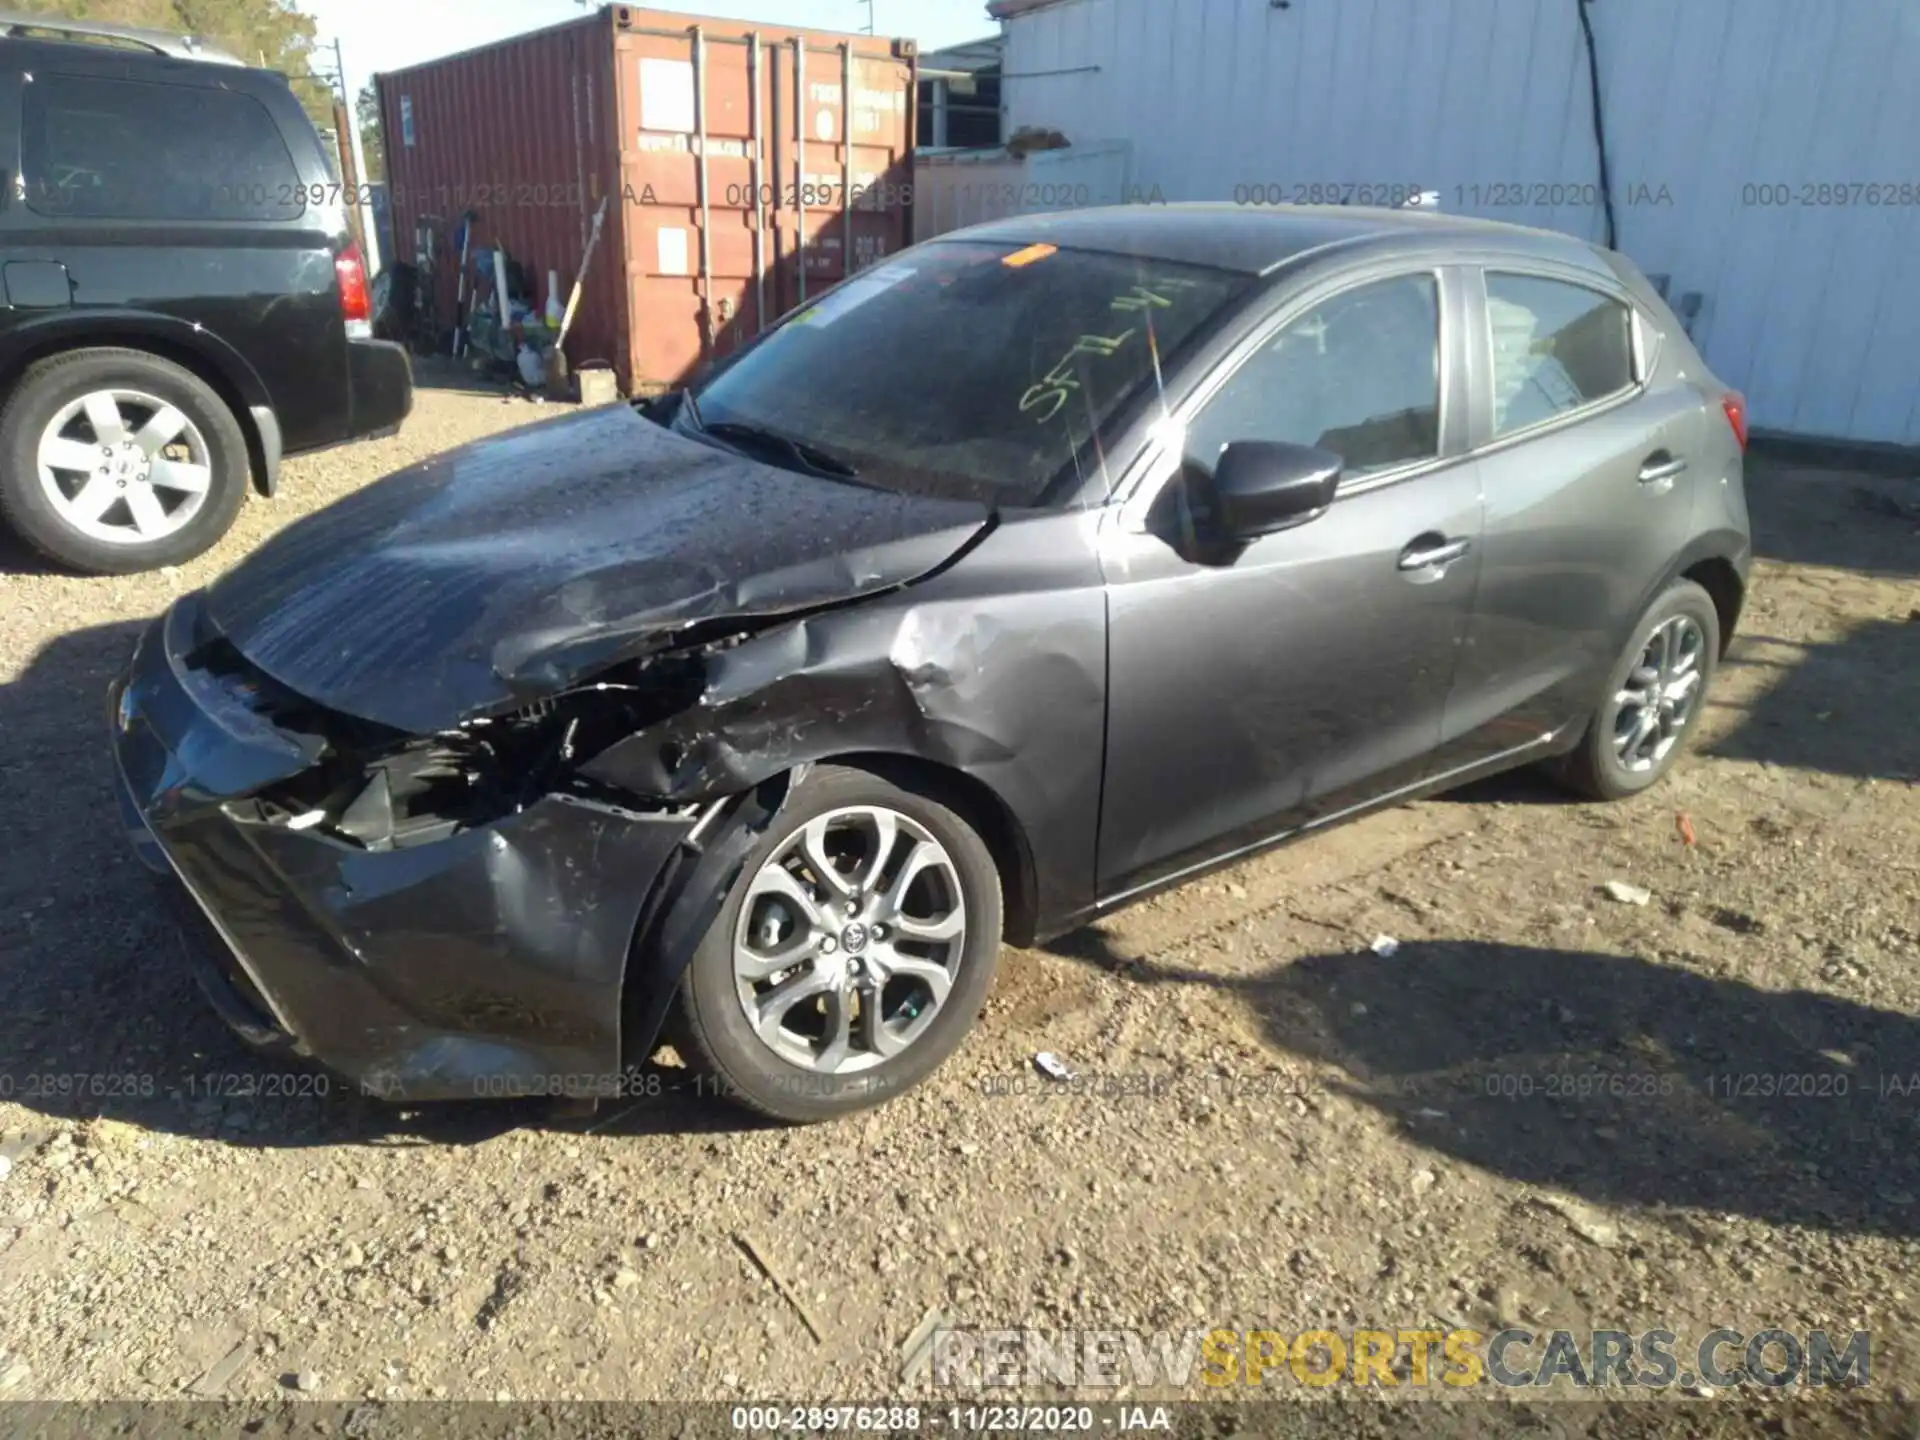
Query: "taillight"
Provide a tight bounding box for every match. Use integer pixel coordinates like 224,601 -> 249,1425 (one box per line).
1721,391 -> 1748,452
335,242 -> 371,338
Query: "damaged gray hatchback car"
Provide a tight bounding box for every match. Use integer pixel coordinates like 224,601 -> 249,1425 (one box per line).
111,206 -> 1751,1122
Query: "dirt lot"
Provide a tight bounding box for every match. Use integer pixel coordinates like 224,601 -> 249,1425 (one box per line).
0,373 -> 1915,1429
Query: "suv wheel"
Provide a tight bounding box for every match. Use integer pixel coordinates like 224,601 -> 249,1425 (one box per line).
676,765 -> 1004,1123
1556,578 -> 1721,801
0,348 -> 250,574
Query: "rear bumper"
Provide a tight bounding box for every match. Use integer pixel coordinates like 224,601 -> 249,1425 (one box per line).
109,596 -> 694,1101
346,337 -> 413,440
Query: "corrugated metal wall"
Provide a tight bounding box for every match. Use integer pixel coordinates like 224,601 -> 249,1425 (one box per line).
1000,0 -> 1920,447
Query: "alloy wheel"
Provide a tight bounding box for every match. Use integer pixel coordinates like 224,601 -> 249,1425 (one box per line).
35,389 -> 214,546
732,805 -> 967,1074
1610,614 -> 1707,773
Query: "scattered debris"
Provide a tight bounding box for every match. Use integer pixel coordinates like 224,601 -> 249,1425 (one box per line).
1534,1192 -> 1621,1249
1602,880 -> 1652,906
1410,1167 -> 1437,1196
0,1353 -> 29,1395
584,1101 -> 646,1135
1711,907 -> 1767,936
0,1156 -> 11,1185
899,1306 -> 949,1383
0,1131 -> 48,1167
734,1231 -> 825,1344
1369,934 -> 1401,957
189,1340 -> 251,1397
1006,124 -> 1071,155
292,1369 -> 320,1393
1675,811 -> 1697,847
1033,1052 -> 1075,1082
474,1262 -> 527,1332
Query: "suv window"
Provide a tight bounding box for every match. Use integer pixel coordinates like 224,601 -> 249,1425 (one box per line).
1185,273 -> 1441,478
1484,272 -> 1634,435
22,74 -> 303,222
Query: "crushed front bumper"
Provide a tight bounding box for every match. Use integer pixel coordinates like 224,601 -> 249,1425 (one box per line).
109,596 -> 695,1102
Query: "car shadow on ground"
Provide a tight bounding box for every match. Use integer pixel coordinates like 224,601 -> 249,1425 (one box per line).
0,618 -> 763,1151
1048,927 -> 1920,1241
1745,460 -> 1920,580
1702,620 -> 1920,782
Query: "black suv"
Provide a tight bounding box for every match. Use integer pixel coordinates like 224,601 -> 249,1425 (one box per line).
0,11 -> 412,573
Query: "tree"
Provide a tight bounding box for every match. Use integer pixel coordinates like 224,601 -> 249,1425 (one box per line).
356,83 -> 386,183
8,0 -> 333,127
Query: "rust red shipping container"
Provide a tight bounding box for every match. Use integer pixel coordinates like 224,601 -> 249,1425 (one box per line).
375,4 -> 920,395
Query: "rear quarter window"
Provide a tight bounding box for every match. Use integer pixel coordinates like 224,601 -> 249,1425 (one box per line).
1484,272 -> 1635,436
22,73 -> 304,222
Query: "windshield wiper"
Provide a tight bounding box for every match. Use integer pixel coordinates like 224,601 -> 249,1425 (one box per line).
698,419 -> 860,480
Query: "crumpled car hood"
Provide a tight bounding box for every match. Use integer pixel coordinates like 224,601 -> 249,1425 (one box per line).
205,403 -> 991,734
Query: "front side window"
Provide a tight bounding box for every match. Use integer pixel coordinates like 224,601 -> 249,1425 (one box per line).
1184,273 -> 1441,478
1484,272 -> 1635,436
22,74 -> 303,222
683,241 -> 1250,508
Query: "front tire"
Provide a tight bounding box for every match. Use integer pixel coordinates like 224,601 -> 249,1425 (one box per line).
676,765 -> 1004,1123
0,348 -> 250,574
1556,578 -> 1720,801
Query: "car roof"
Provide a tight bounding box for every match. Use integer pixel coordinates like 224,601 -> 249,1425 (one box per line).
0,7 -> 245,65
944,203 -> 1611,278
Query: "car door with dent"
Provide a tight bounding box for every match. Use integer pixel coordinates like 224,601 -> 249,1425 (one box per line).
1094,266 -> 1485,902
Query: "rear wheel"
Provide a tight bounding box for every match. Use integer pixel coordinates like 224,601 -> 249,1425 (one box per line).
676,765 -> 1003,1123
1556,578 -> 1720,800
0,348 -> 249,573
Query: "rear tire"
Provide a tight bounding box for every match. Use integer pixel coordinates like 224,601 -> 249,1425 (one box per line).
676,765 -> 1003,1123
1555,579 -> 1720,801
0,347 -> 250,574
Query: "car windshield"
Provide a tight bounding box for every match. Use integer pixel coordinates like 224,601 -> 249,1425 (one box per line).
681,240 -> 1250,508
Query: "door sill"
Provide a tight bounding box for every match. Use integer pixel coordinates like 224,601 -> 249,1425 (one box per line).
1093,727 -> 1566,915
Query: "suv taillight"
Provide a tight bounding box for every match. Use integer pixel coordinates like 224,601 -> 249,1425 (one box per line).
1721,391 -> 1748,452
335,242 -> 372,338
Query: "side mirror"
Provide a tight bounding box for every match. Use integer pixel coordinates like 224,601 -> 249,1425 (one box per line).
1212,441 -> 1344,541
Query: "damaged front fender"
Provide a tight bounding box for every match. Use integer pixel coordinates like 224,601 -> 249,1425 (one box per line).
582,512 -> 1112,938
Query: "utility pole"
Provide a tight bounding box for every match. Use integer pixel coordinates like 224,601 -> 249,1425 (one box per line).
857,0 -> 875,34
334,37 -> 382,273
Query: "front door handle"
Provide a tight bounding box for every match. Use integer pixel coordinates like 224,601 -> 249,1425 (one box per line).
1639,453 -> 1689,485
1398,535 -> 1472,571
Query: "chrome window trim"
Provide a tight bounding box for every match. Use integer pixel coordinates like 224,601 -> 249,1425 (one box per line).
1465,378 -> 1648,461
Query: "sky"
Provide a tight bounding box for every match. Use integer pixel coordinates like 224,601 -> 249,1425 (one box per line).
305,0 -> 1000,95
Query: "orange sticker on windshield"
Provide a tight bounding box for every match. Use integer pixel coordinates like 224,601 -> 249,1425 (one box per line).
1001,243 -> 1058,268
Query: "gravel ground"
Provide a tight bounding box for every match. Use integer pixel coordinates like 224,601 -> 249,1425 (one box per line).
0,376 -> 1916,1429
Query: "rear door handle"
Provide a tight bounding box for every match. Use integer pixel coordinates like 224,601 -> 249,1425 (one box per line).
1639,453 -> 1688,484
1398,536 -> 1472,571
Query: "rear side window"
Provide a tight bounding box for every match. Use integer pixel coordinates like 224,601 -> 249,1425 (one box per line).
22,74 -> 303,222
1484,273 -> 1635,436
